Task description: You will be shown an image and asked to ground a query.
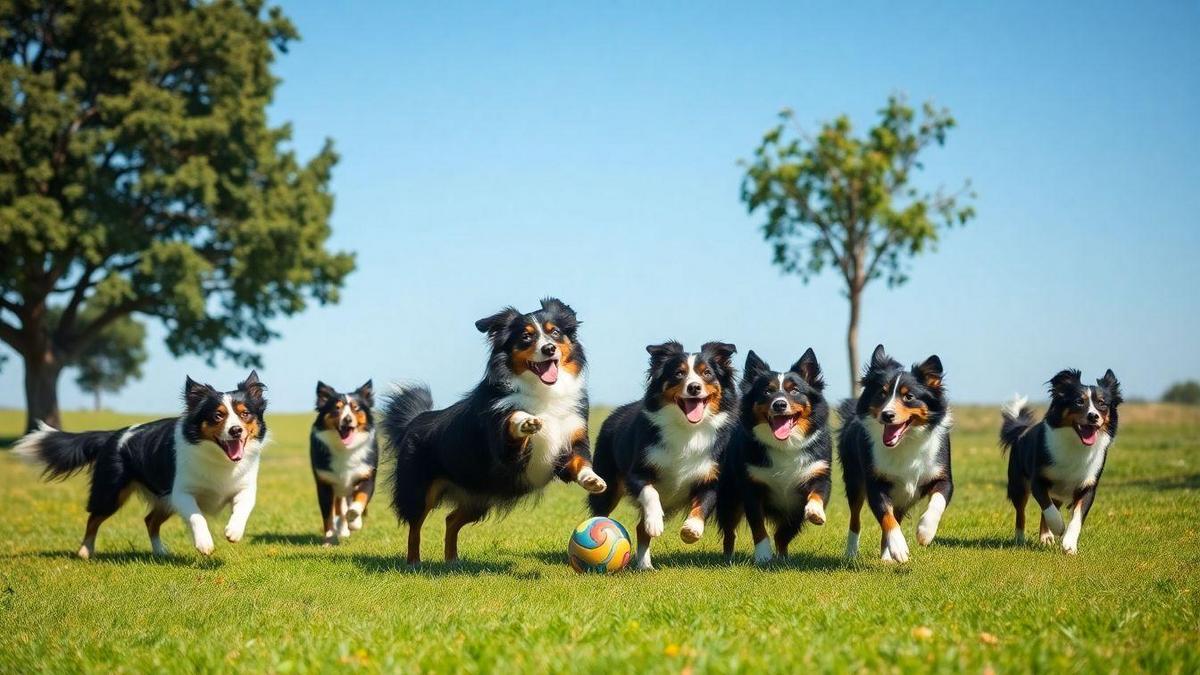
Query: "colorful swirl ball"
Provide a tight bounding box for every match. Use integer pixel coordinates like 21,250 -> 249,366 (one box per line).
567,516 -> 632,574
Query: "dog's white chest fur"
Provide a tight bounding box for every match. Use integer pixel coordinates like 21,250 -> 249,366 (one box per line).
747,427 -> 828,509
497,370 -> 587,488
644,408 -> 731,512
869,415 -> 951,510
313,429 -> 376,495
1044,423 -> 1110,502
172,422 -> 263,514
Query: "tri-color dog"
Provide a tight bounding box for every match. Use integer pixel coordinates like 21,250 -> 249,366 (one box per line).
382,298 -> 605,565
1000,369 -> 1122,554
838,345 -> 952,563
589,341 -> 738,570
718,348 -> 831,564
310,380 -> 378,545
13,372 -> 268,558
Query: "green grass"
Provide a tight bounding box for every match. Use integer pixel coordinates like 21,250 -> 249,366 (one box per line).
1,404 -> 1198,673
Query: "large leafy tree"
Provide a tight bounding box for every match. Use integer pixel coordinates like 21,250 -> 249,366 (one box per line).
0,0 -> 354,430
741,96 -> 975,394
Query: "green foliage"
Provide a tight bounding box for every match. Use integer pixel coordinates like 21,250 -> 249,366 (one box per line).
70,309 -> 147,403
0,0 -> 354,374
1162,380 -> 1200,405
741,96 -> 975,290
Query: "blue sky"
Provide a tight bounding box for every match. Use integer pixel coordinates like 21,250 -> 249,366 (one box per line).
2,1 -> 1198,412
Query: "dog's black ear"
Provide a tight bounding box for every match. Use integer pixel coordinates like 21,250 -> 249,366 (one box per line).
1098,369 -> 1122,405
1048,369 -> 1081,397
183,376 -> 214,411
790,347 -> 825,391
474,307 -> 522,341
870,344 -> 890,370
702,341 -> 737,374
916,355 -> 944,390
355,379 -> 375,408
540,297 -> 579,337
741,350 -> 771,389
646,341 -> 685,375
315,381 -> 337,409
240,369 -> 267,400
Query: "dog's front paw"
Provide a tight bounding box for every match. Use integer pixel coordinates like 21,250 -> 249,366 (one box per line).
805,499 -> 826,526
194,530 -> 215,556
680,516 -> 704,544
883,529 -> 910,564
224,523 -> 245,543
336,517 -> 351,540
916,516 -> 939,547
753,538 -> 774,565
576,467 -> 607,494
1040,531 -> 1056,546
346,502 -> 363,522
1043,506 -> 1065,536
517,416 -> 543,437
643,513 -> 664,538
1062,533 -> 1079,555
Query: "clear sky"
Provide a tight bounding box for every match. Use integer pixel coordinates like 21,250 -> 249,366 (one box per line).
2,1 -> 1198,413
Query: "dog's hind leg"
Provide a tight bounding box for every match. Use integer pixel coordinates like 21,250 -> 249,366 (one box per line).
145,507 -> 171,556
444,505 -> 486,563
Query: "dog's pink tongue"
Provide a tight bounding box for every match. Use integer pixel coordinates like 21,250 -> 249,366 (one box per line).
340,430 -> 354,443
882,423 -> 905,447
682,398 -> 705,423
769,416 -> 795,440
1077,426 -> 1098,446
535,360 -> 559,384
223,438 -> 245,461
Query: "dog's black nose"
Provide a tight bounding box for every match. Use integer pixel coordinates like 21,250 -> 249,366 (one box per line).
541,343 -> 557,356
1087,412 -> 1100,424
771,399 -> 789,414
686,382 -> 703,397
228,426 -> 243,438
880,410 -> 896,424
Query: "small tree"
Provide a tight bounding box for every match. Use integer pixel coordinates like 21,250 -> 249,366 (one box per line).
1162,381 -> 1200,406
741,96 -> 975,394
73,313 -> 147,411
0,1 -> 354,430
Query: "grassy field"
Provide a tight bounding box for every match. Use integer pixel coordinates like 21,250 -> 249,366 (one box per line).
0,403 -> 1197,673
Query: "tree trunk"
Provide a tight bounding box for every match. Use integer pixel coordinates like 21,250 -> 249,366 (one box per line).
846,288 -> 862,397
94,389 -> 101,412
23,352 -> 63,432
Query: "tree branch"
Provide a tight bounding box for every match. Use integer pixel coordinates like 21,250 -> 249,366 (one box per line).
0,317 -> 22,351
66,297 -> 153,358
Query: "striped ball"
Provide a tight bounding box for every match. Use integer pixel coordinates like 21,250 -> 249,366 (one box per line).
567,517 -> 632,574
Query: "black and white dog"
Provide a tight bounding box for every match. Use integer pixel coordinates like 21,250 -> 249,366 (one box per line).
718,348 -> 831,564
383,298 -> 606,565
1000,369 -> 1122,554
14,372 -> 268,558
838,345 -> 952,563
311,380 -> 378,545
589,341 -> 738,570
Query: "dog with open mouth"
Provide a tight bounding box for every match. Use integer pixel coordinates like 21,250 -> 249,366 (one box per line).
310,380 -> 378,545
382,298 -> 605,566
588,340 -> 738,570
1000,368 -> 1122,555
717,348 -> 831,565
13,372 -> 268,558
838,345 -> 953,564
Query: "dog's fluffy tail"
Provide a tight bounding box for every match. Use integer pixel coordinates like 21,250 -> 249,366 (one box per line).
12,422 -> 112,480
1000,395 -> 1036,453
381,384 -> 434,451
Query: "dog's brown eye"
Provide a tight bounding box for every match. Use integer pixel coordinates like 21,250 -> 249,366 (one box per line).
702,371 -> 715,382
903,393 -> 915,403
1076,397 -> 1085,405
240,410 -> 252,421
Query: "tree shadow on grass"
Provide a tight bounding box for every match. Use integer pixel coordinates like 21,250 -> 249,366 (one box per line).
251,532 -> 324,547
0,549 -> 223,567
930,534 -> 1014,551
348,553 -> 540,579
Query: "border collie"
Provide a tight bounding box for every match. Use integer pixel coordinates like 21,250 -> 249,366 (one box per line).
13,372 -> 268,558
589,341 -> 738,570
717,348 -> 831,564
382,298 -> 605,565
1000,369 -> 1122,554
838,345 -> 952,563
311,380 -> 378,545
